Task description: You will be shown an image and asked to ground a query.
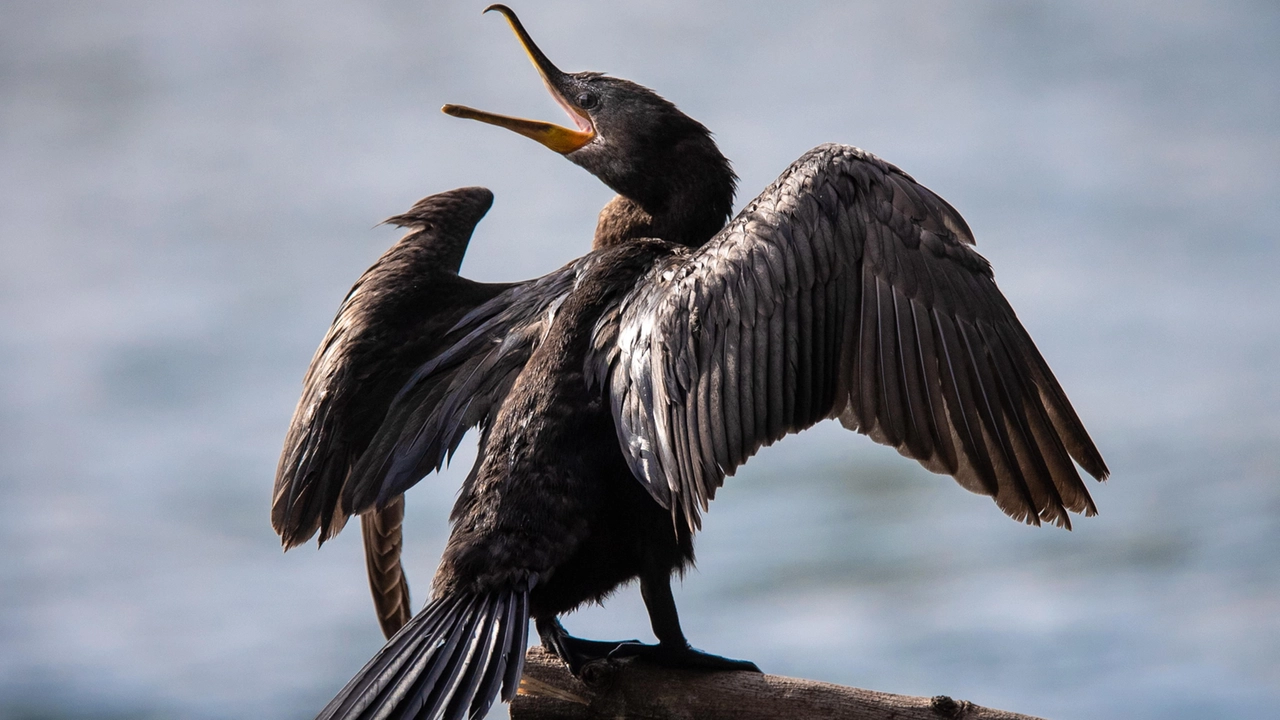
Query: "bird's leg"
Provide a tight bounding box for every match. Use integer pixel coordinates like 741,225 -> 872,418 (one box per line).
607,571 -> 761,672
535,616 -> 639,676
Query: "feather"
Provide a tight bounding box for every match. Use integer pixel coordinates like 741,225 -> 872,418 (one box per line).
607,144 -> 1106,531
317,585 -> 530,720
362,498 -> 413,639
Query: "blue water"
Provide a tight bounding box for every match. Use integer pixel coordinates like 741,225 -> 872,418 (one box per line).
2,1 -> 1277,718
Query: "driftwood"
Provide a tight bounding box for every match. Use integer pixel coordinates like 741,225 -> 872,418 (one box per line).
512,647 -> 1045,720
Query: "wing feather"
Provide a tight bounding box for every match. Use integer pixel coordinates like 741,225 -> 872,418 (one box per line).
608,144 -> 1108,531
341,260 -> 589,515
721,303 -> 744,467
272,187 -> 505,548
977,320 -> 1068,526
931,308 -> 1001,496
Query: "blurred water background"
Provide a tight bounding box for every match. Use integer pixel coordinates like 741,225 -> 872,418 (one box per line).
2,1 -> 1278,718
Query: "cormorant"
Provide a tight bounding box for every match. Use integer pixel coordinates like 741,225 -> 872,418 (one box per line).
273,6 -> 1109,719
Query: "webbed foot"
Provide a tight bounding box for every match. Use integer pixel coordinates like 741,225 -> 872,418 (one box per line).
607,641 -> 761,673
536,617 -> 640,676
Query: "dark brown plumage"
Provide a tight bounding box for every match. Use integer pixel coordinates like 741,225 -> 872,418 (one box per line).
277,6 -> 1109,720
360,494 -> 411,638
272,186 -> 511,637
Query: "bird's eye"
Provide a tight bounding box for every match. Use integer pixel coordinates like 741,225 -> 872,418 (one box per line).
576,92 -> 598,110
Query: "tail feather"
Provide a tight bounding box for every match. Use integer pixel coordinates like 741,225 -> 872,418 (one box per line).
440,597 -> 502,719
322,596 -> 461,719
490,589 -> 526,706
361,498 -> 413,639
397,595 -> 483,718
501,590 -> 528,703
317,587 -> 529,720
471,588 -> 528,716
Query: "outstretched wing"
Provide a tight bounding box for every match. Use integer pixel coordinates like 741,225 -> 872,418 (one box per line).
338,256 -> 592,516
606,143 -> 1109,532
272,187 -> 510,548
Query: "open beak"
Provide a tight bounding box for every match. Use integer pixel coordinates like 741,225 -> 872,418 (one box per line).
442,4 -> 595,154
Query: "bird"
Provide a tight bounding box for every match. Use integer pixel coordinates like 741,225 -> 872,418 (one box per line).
272,5 -> 1110,720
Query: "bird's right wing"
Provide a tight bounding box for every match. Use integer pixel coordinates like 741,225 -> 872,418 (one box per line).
605,144 -> 1108,533
272,187 -> 507,550
339,258 -> 590,516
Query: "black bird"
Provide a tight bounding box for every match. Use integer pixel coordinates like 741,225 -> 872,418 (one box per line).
273,6 -> 1110,719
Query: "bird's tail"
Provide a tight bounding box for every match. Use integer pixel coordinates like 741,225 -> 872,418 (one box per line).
317,585 -> 530,720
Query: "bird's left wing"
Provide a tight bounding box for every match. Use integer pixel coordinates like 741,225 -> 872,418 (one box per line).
603,143 -> 1108,533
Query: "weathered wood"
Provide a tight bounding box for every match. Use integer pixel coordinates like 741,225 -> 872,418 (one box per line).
512,647 -> 1046,720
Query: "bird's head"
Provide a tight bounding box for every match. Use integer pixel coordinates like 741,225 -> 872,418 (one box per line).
444,4 -> 734,248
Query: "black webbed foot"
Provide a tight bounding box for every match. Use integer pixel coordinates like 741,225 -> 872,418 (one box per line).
536,617 -> 640,676
607,641 -> 761,673
629,570 -> 759,672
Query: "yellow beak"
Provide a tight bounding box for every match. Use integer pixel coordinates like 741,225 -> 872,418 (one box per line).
443,4 -> 596,154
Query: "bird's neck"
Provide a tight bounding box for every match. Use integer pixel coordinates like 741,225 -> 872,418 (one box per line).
591,136 -> 736,250
591,195 -> 655,249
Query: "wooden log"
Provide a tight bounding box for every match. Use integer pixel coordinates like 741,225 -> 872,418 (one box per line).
512,647 -> 1046,720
